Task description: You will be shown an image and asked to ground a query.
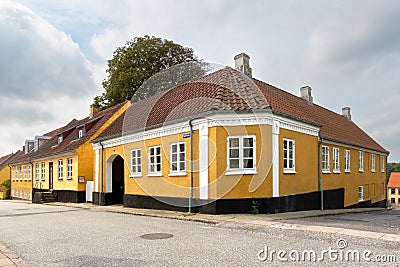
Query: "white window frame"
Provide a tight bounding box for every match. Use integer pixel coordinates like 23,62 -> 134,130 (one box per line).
35,163 -> 39,180
170,142 -> 186,176
67,158 -> 73,179
359,151 -> 364,172
58,159 -> 63,180
130,149 -> 142,177
381,156 -> 385,173
23,165 -> 27,180
78,129 -> 84,139
358,186 -> 364,202
226,135 -> 257,175
41,163 -> 45,181
344,150 -> 351,173
28,165 -> 31,181
12,167 -> 15,181
58,136 -> 63,144
321,146 -> 330,173
283,138 -> 295,173
19,166 -> 22,181
333,147 -> 340,173
371,154 -> 375,172
148,146 -> 162,176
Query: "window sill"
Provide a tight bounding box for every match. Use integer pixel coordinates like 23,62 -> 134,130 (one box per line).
66,177 -> 72,180
148,173 -> 163,177
333,170 -> 341,174
225,170 -> 257,176
345,170 -> 351,173
130,173 -> 142,178
168,172 -> 187,177
371,170 -> 375,173
359,170 -> 364,173
322,170 -> 331,174
358,199 -> 364,202
283,169 -> 297,174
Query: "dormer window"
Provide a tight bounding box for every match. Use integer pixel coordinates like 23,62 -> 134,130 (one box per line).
58,136 -> 63,144
78,129 -> 84,139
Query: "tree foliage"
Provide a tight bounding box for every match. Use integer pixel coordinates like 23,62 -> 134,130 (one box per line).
387,162 -> 400,181
94,35 -> 200,109
0,179 -> 10,199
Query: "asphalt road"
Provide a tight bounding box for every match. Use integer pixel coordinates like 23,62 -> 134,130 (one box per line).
0,201 -> 399,266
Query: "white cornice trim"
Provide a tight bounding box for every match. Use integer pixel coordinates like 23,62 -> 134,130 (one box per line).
321,139 -> 387,156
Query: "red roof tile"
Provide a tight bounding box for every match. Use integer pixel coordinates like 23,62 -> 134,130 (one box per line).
388,172 -> 400,188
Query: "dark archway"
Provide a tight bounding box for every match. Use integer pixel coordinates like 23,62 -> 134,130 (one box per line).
111,155 -> 124,204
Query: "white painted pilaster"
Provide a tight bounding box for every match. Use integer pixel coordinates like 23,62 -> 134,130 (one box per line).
199,121 -> 209,199
272,120 -> 280,197
95,148 -> 100,192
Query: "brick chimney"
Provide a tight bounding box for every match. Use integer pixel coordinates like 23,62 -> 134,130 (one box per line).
342,107 -> 351,120
90,104 -> 100,118
300,86 -> 313,103
234,52 -> 252,78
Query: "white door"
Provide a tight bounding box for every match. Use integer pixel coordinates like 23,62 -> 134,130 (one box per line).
86,181 -> 94,202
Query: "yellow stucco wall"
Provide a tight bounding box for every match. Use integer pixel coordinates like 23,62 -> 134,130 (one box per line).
10,163 -> 32,200
321,143 -> 386,206
0,165 -> 10,185
279,129 -> 319,196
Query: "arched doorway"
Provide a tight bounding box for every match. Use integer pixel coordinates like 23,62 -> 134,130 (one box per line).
106,154 -> 125,204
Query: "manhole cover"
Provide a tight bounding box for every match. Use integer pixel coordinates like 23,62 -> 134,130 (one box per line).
140,233 -> 173,240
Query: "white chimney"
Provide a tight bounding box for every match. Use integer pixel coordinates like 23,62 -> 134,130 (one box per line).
342,107 -> 351,120
234,52 -> 252,78
300,86 -> 313,103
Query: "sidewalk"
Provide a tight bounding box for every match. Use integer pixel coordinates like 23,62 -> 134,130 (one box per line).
0,244 -> 28,267
47,202 -> 400,242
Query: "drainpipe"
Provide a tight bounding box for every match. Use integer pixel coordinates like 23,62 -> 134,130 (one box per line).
29,159 -> 34,203
8,164 -> 12,199
99,141 -> 104,206
188,119 -> 194,214
318,132 -> 324,210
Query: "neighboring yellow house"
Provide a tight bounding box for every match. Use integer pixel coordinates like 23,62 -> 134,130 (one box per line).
388,172 -> 400,208
91,53 -> 388,214
0,153 -> 16,199
9,101 -> 129,203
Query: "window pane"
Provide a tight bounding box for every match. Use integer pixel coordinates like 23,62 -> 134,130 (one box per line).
156,147 -> 160,154
179,153 -> 185,161
243,148 -> 253,157
172,163 -> 177,171
229,138 -> 239,148
171,145 -> 177,153
179,143 -> 185,151
284,141 -> 287,149
138,166 -> 141,172
179,162 -> 185,171
156,155 -> 161,163
172,154 -> 177,162
243,138 -> 253,147
229,159 -> 239,169
243,159 -> 253,169
156,164 -> 161,172
229,148 -> 239,158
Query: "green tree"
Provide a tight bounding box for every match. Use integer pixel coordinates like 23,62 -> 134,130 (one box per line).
0,179 -> 10,199
95,35 -> 200,109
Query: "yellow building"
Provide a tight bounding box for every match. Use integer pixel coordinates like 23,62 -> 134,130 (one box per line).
9,101 -> 129,203
91,54 -> 388,214
388,172 -> 400,208
0,153 -> 16,199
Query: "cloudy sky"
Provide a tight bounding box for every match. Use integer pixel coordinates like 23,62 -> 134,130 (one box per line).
1,0 -> 400,161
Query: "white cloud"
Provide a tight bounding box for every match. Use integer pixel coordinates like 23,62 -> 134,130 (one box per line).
0,0 -> 97,155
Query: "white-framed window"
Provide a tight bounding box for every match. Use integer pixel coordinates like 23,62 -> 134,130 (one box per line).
283,138 -> 295,172
333,147 -> 340,173
130,149 -> 142,177
28,165 -> 31,181
321,146 -> 330,173
381,156 -> 385,173
371,154 -> 375,172
358,186 -> 364,202
148,146 -> 162,175
41,163 -> 45,181
67,158 -> 73,178
227,136 -> 256,173
78,129 -> 84,139
58,159 -> 63,180
23,165 -> 27,180
12,167 -> 15,181
58,136 -> 63,144
359,151 -> 364,172
35,163 -> 39,180
170,142 -> 186,174
344,150 -> 351,172
19,166 -> 22,180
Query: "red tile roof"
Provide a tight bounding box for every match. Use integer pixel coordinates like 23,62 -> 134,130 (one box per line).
388,172 -> 400,188
0,153 -> 16,170
94,67 -> 387,154
8,101 -> 128,164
